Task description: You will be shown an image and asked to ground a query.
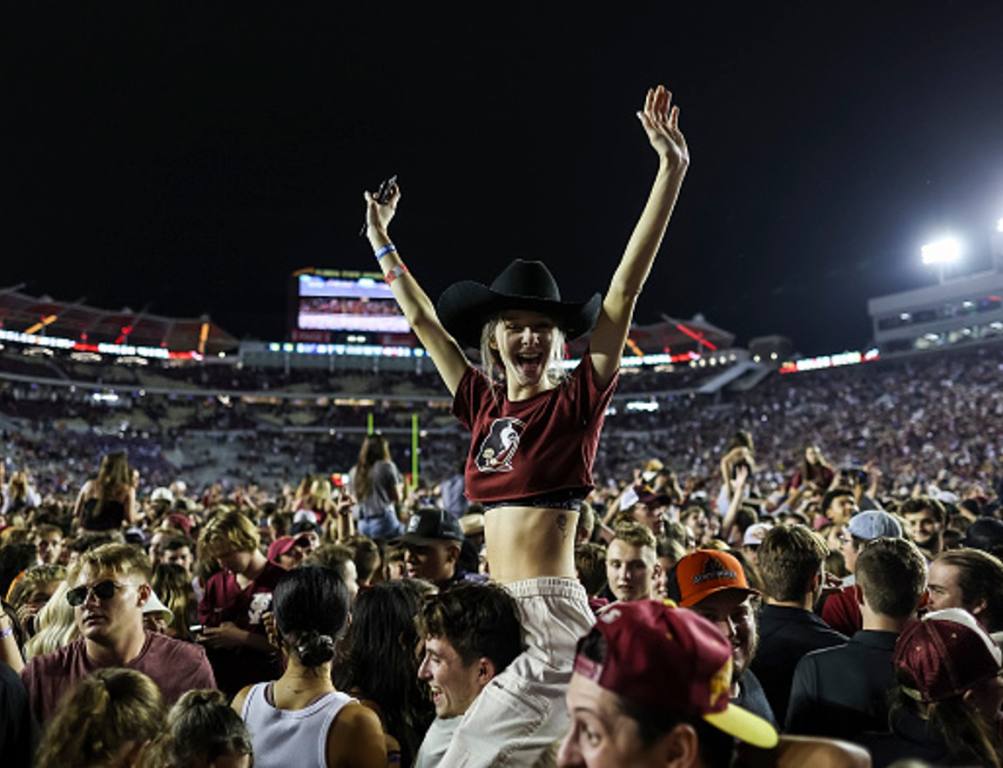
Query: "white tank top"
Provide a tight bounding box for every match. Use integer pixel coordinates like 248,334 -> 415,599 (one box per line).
242,682 -> 356,768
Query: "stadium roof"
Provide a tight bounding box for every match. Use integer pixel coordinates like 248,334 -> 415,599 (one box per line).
568,314 -> 735,356
0,285 -> 238,354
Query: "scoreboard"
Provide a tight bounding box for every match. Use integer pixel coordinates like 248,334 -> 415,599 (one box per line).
290,268 -> 412,341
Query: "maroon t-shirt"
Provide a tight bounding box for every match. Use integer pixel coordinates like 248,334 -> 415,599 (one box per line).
453,355 -> 618,504
197,559 -> 285,696
21,632 -> 216,724
819,584 -> 863,637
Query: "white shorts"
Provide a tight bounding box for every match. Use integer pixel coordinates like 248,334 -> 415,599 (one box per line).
439,577 -> 595,767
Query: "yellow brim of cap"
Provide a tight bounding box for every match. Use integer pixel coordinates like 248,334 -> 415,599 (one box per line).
704,703 -> 779,749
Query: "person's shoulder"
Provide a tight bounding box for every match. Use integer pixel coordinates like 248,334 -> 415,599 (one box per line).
145,631 -> 210,664
259,560 -> 287,586
335,700 -> 384,735
204,568 -> 231,588
231,683 -> 255,714
25,637 -> 85,673
328,700 -> 387,763
797,642 -> 843,672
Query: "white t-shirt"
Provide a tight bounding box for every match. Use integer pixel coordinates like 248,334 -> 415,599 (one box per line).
414,715 -> 462,768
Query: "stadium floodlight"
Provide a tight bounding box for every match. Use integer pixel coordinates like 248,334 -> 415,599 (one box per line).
921,237 -> 962,285
997,218 -> 1003,233
920,237 -> 961,265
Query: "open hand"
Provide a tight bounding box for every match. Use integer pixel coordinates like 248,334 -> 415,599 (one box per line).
637,85 -> 689,172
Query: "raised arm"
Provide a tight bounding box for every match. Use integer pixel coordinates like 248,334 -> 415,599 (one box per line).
364,185 -> 470,396
590,85 -> 689,388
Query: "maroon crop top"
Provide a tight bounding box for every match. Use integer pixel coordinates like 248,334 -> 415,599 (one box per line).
451,354 -> 618,505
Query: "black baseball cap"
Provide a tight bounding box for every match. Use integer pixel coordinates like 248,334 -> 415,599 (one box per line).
398,508 -> 465,546
962,518 -> 1003,553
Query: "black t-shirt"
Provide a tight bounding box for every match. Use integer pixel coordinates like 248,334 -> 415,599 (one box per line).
80,497 -> 126,531
0,661 -> 33,768
733,669 -> 777,727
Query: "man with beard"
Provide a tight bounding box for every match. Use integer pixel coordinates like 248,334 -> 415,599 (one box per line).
666,549 -> 776,726
901,496 -> 946,560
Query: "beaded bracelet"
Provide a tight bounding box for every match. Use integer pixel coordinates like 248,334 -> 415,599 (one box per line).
374,243 -> 397,260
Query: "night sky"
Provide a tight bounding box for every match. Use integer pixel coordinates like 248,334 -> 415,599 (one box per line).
5,4 -> 1002,354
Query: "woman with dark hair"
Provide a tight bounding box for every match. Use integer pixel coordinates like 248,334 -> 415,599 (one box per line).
787,444 -> 835,493
74,451 -> 138,531
350,434 -> 404,541
154,689 -> 253,768
362,83 -> 688,764
233,566 -> 386,768
335,579 -> 436,766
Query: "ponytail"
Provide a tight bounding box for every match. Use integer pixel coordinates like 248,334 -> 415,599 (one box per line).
295,630 -> 337,667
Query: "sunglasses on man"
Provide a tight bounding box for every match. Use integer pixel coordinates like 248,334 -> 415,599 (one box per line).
66,580 -> 129,607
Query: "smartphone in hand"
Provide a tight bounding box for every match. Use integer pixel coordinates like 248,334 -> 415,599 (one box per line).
360,174 -> 398,236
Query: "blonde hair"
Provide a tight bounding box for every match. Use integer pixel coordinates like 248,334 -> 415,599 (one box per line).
611,521 -> 658,551
478,317 -> 567,390
24,581 -> 79,660
36,668 -> 165,768
151,564 -> 195,641
8,564 -> 66,610
68,543 -> 152,585
198,509 -> 260,558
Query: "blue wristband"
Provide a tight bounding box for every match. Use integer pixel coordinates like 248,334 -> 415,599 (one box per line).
374,243 -> 397,260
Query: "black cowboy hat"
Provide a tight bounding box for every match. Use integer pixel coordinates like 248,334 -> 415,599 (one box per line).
436,260 -> 602,350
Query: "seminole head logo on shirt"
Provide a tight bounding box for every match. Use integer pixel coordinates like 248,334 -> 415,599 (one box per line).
474,418 -> 526,473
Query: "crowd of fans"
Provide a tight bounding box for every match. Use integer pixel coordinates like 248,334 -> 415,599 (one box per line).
0,341 -> 1002,766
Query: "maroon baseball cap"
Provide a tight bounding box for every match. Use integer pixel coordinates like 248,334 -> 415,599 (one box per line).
267,536 -> 297,562
573,600 -> 778,749
165,513 -> 193,537
894,608 -> 1002,703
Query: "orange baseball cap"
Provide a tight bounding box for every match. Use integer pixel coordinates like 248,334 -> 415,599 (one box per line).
669,549 -> 758,608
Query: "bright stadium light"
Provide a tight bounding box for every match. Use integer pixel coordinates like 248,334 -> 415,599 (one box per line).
920,237 -> 961,265
921,237 -> 962,285
997,218 -> 1003,233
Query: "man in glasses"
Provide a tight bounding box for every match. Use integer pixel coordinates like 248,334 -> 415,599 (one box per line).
20,543 -> 216,724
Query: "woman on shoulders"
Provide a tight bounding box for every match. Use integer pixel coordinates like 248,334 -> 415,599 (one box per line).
74,451 -> 138,532
362,84 -> 688,765
233,565 -> 386,768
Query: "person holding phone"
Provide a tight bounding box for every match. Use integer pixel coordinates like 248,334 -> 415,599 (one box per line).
362,84 -> 688,766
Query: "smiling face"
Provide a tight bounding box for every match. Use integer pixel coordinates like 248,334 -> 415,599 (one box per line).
490,310 -> 559,390
417,635 -> 485,718
689,591 -> 757,684
905,508 -> 941,547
